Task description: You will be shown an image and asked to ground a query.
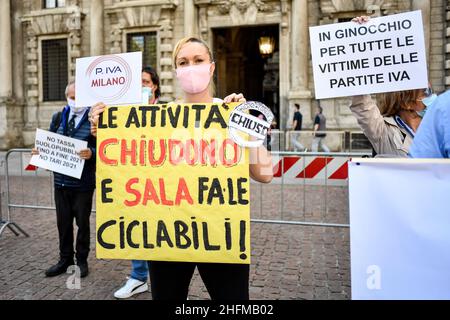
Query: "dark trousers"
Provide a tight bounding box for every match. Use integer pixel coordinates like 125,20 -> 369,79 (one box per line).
54,188 -> 94,262
149,261 -> 250,300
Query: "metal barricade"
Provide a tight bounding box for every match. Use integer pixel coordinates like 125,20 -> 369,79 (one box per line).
285,130 -> 346,152
262,129 -> 372,153
0,149 -> 32,237
2,149 -> 97,215
250,151 -> 371,228
267,129 -> 284,152
1,148 -> 370,239
348,131 -> 373,153
0,149 -> 99,238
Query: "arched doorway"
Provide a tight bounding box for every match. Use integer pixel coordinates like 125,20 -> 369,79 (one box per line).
213,25 -> 280,127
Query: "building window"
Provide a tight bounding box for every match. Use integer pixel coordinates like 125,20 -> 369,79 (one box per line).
43,0 -> 66,9
42,39 -> 68,102
127,32 -> 157,68
337,17 -> 354,23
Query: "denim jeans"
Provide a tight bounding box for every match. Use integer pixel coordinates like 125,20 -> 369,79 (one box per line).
130,260 -> 149,282
291,131 -> 306,151
312,137 -> 330,152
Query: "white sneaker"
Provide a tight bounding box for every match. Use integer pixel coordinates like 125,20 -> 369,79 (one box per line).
114,277 -> 149,299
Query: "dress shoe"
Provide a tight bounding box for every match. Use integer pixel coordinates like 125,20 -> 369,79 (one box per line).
45,259 -> 74,277
77,261 -> 89,278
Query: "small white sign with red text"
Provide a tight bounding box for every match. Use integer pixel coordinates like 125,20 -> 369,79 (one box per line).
75,52 -> 142,107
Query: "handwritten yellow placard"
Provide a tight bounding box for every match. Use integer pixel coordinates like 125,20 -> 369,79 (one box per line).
96,103 -> 250,264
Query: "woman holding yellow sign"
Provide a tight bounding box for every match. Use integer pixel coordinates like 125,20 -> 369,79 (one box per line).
90,37 -> 273,300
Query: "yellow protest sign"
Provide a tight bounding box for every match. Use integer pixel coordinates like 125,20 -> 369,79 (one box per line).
96,103 -> 250,264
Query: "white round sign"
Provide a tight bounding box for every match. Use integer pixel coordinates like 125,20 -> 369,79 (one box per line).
228,101 -> 274,148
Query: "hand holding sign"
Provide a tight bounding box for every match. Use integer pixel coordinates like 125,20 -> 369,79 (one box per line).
223,92 -> 247,104
352,16 -> 370,24
77,148 -> 92,160
89,102 -> 107,137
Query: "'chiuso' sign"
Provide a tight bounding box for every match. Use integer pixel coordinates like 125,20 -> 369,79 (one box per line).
96,103 -> 251,264
75,52 -> 142,108
349,159 -> 450,299
309,10 -> 428,99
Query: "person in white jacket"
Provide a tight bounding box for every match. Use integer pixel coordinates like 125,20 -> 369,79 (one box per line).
350,89 -> 436,157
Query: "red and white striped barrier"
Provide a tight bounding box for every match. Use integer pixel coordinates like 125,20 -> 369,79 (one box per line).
24,152 -> 349,186
23,153 -> 37,171
270,155 -> 350,186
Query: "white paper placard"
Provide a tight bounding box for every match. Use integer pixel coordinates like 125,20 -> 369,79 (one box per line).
309,10 -> 428,99
75,52 -> 142,107
349,158 -> 450,300
30,129 -> 88,179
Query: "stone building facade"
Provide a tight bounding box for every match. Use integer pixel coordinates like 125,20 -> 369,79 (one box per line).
0,0 -> 449,149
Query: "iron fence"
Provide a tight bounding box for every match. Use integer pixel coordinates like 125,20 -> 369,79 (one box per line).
0,148 -> 371,238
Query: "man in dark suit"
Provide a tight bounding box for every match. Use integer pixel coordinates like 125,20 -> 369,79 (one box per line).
33,81 -> 96,278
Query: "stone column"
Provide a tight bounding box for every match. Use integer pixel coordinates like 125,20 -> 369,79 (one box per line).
184,0 -> 196,37
291,0 -> 308,93
12,0 -> 24,103
160,20 -> 175,102
412,0 -> 431,64
0,0 -> 13,98
0,0 -> 14,149
278,0 -> 290,131
90,0 -> 104,56
198,5 -> 208,41
22,25 -> 39,147
287,0 -> 312,133
279,26 -> 290,130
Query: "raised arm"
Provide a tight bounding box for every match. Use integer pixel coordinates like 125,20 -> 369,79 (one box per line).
350,94 -> 388,153
249,143 -> 273,183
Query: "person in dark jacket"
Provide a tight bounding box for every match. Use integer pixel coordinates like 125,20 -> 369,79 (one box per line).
291,103 -> 307,151
33,81 -> 96,278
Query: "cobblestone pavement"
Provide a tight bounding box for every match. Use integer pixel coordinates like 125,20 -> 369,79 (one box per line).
0,154 -> 351,300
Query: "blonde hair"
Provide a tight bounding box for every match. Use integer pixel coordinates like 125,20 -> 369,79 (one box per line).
172,37 -> 216,96
172,37 -> 214,68
377,89 -> 424,117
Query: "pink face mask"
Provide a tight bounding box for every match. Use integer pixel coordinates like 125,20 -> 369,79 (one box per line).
175,63 -> 212,94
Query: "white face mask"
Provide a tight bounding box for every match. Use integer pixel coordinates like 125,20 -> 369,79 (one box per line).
142,87 -> 153,104
67,98 -> 76,108
67,98 -> 87,114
